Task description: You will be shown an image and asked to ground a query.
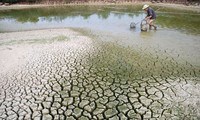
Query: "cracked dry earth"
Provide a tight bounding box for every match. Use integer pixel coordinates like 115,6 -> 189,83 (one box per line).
0,29 -> 200,120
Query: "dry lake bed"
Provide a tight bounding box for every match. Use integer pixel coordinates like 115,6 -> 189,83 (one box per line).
0,5 -> 200,119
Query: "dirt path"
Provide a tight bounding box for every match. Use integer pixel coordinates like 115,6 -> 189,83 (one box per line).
154,2 -> 200,13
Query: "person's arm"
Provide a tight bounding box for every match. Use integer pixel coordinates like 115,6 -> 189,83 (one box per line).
145,9 -> 153,20
145,15 -> 152,20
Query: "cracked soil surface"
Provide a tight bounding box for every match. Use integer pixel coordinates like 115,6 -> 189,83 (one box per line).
0,28 -> 200,120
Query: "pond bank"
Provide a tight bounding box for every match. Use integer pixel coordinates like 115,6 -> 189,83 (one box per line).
0,2 -> 200,13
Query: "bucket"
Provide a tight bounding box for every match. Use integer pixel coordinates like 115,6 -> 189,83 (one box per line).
140,19 -> 148,32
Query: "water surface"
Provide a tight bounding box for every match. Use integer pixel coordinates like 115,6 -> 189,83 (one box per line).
0,5 -> 200,65
0,5 -> 200,33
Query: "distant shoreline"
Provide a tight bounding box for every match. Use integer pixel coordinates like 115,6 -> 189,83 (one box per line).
0,2 -> 200,13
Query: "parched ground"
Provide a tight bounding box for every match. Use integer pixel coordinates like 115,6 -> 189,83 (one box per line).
0,28 -> 200,120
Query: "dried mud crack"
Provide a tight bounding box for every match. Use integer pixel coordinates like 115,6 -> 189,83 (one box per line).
0,29 -> 200,120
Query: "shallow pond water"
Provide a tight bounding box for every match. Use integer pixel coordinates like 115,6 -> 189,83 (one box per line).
1,5 -> 199,65
0,5 -> 200,34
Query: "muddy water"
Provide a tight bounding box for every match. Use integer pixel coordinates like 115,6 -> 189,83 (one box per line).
0,5 -> 200,119
0,5 -> 200,65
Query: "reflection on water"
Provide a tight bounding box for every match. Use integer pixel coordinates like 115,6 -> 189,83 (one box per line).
0,13 -> 139,33
139,30 -> 156,39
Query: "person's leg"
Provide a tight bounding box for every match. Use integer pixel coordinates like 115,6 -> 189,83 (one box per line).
148,19 -> 157,30
149,24 -> 152,30
146,19 -> 152,30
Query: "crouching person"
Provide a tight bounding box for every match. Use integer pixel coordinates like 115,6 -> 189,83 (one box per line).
142,4 -> 157,30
